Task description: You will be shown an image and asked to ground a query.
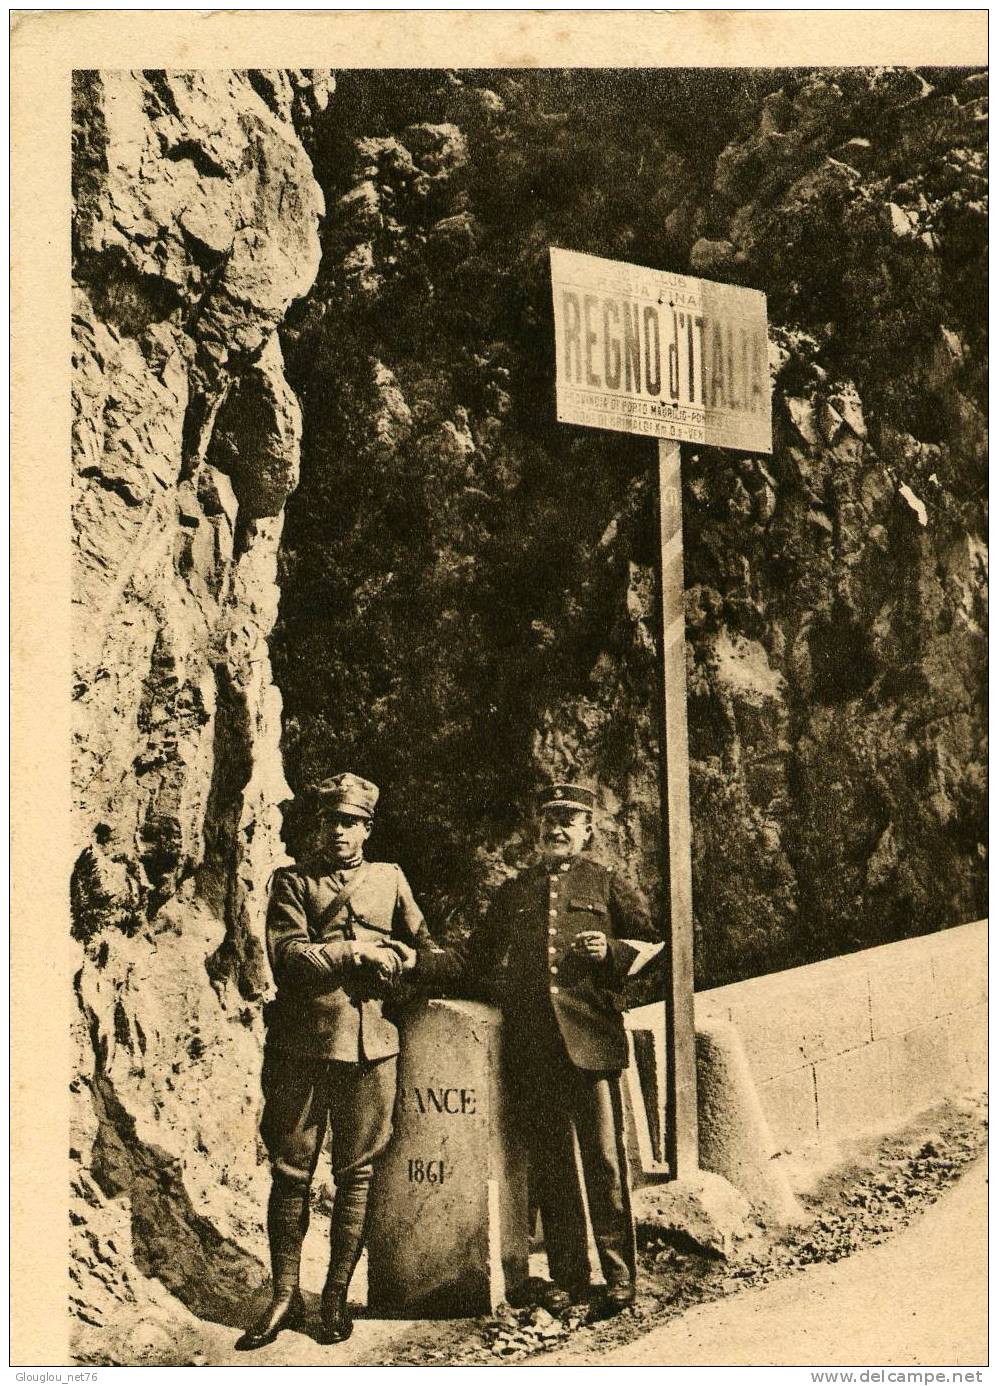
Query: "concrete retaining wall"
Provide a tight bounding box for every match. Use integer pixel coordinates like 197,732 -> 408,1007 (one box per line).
693,919 -> 987,1154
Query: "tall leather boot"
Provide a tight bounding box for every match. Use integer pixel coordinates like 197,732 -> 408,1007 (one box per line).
318,1163 -> 373,1345
235,1172 -> 309,1351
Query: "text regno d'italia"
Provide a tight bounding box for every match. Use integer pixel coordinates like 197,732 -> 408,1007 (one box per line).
558,288 -> 767,414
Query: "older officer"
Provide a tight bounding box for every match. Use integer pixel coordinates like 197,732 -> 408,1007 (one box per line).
401,782 -> 663,1317
236,773 -> 436,1351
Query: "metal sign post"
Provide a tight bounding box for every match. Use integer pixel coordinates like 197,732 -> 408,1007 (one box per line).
550,246 -> 772,1178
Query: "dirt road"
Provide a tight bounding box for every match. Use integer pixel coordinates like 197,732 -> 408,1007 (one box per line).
539,1155 -> 988,1366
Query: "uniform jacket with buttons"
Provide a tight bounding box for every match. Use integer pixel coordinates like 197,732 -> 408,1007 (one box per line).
265,860 -> 435,1063
416,855 -> 662,1072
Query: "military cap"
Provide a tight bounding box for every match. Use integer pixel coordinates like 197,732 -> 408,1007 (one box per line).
537,782 -> 598,815
308,772 -> 379,819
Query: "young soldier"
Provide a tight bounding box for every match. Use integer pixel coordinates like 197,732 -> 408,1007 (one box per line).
397,782 -> 663,1317
236,773 -> 437,1351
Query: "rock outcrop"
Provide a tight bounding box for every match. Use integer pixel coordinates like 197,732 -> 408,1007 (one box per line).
70,69 -> 328,1360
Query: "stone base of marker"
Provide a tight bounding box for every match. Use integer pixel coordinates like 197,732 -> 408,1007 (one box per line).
631,1170 -> 757,1260
367,999 -> 528,1317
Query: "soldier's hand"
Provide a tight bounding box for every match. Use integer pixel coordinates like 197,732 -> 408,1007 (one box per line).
573,930 -> 608,962
352,940 -> 404,982
383,940 -> 418,971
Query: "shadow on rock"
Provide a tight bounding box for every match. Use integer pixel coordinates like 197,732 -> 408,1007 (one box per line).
90,1073 -> 265,1328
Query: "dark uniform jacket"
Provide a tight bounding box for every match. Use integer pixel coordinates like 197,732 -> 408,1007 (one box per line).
265,860 -> 435,1063
417,855 -> 661,1072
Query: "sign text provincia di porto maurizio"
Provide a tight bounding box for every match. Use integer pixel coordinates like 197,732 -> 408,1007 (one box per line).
550,246 -> 773,455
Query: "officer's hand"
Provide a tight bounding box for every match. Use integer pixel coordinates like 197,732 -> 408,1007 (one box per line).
383,940 -> 418,972
353,941 -> 404,982
573,930 -> 608,962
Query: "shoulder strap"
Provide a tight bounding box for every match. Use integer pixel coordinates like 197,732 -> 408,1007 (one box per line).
313,862 -> 371,934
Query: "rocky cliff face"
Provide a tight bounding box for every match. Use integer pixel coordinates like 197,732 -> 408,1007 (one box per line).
70,69 -> 329,1360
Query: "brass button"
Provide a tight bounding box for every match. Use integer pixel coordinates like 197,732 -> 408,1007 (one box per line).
550,965 -> 558,974
551,985 -> 560,994
549,909 -> 557,918
549,946 -> 556,955
549,928 -> 556,936
560,862 -> 571,872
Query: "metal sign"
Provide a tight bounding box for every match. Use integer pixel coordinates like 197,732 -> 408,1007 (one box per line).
550,246 -> 772,455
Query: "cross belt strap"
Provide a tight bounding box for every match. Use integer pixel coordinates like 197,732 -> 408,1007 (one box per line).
311,863 -> 373,938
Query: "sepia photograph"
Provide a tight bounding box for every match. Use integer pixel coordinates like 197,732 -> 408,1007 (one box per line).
10,8 -> 988,1373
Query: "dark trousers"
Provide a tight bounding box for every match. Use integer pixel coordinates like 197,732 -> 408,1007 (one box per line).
512,1021 -> 635,1291
260,1051 -> 397,1181
258,1052 -> 396,1299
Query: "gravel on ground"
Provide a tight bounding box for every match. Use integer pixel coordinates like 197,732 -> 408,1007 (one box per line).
100,1093 -> 986,1366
